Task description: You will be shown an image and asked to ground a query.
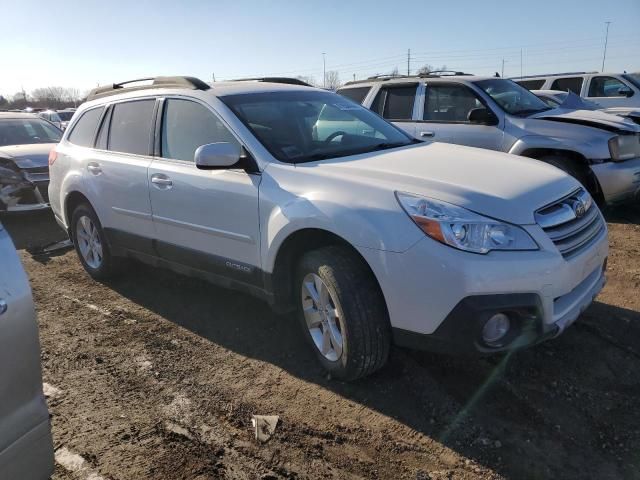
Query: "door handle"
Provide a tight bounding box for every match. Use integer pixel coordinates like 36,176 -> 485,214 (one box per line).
420,131 -> 435,138
0,299 -> 7,316
87,162 -> 102,175
151,174 -> 173,188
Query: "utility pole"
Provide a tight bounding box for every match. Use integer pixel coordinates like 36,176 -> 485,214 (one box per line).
501,59 -> 505,78
520,49 -> 523,78
353,73 -> 356,82
322,53 -> 326,88
212,72 -> 216,83
407,49 -> 411,76
602,21 -> 611,72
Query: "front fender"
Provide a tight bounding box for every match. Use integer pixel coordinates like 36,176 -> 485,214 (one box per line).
259,173 -> 422,273
508,135 -> 609,162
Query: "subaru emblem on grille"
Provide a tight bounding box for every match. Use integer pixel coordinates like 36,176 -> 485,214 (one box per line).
572,199 -> 586,218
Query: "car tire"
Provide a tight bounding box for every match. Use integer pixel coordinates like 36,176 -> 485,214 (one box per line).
71,203 -> 122,280
295,246 -> 391,381
540,154 -> 593,190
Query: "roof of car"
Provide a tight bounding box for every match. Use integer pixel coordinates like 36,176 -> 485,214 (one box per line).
0,112 -> 41,120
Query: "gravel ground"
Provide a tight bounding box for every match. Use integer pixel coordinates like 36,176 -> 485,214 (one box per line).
2,204 -> 639,480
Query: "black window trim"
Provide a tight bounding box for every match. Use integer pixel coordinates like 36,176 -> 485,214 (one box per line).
370,82 -> 420,122
417,81 -> 498,125
93,105 -> 112,150
65,105 -> 105,147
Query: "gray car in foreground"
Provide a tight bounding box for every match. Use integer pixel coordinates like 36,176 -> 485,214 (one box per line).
0,223 -> 54,479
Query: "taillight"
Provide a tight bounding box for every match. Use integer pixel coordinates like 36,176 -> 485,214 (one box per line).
48,149 -> 57,166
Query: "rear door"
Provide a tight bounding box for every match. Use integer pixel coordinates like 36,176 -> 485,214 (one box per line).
416,82 -> 504,150
0,226 -> 53,478
368,83 -> 418,137
82,99 -> 157,253
148,97 -> 262,285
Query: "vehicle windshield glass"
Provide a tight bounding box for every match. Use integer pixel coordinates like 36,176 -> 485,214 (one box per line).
622,73 -> 640,89
57,111 -> 75,121
475,79 -> 552,116
0,118 -> 62,146
220,90 -> 415,163
543,92 -> 600,110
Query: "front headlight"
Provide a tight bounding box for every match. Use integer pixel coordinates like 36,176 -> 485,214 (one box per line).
608,134 -> 640,161
396,192 -> 538,254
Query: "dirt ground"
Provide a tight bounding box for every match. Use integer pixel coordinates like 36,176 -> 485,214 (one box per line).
2,205 -> 640,480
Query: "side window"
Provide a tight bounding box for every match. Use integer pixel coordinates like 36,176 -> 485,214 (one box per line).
161,99 -> 239,162
423,84 -> 483,122
550,77 -> 584,95
67,107 -> 104,147
382,85 -> 417,120
95,107 -> 111,150
588,76 -> 630,97
515,79 -> 545,90
336,87 -> 371,105
108,100 -> 155,155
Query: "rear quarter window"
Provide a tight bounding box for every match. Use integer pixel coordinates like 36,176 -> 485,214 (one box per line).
67,107 -> 104,147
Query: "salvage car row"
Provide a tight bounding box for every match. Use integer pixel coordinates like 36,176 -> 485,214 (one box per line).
1,72 -> 639,479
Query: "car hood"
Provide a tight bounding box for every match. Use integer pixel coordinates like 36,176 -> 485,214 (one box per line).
0,144 -> 55,169
310,142 -> 579,225
529,108 -> 640,133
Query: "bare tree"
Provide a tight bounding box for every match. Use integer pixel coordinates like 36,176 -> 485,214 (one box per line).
416,64 -> 448,75
324,70 -> 342,91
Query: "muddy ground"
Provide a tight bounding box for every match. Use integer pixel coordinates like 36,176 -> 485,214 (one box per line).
2,205 -> 640,480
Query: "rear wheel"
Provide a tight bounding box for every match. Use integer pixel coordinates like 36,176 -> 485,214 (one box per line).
71,203 -> 122,280
295,246 -> 391,381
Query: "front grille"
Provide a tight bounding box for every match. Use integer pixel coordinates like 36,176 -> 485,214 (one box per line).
535,188 -> 605,259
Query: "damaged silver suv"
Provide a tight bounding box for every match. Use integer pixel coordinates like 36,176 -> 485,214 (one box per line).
338,74 -> 640,205
0,112 -> 61,212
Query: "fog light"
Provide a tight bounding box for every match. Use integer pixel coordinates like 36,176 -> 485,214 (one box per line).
482,313 -> 511,345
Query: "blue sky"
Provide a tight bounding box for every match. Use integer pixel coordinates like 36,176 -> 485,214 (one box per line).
1,0 -> 639,97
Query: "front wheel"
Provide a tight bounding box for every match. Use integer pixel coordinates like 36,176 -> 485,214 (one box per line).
295,246 -> 391,381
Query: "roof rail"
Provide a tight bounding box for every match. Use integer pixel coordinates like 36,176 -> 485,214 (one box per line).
231,77 -> 312,86
510,71 -> 597,80
87,76 -> 210,101
419,70 -> 472,77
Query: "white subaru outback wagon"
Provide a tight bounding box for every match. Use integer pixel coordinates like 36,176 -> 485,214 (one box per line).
49,76 -> 608,380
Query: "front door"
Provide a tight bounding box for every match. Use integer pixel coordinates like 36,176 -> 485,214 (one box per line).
148,98 -> 262,286
416,83 -> 504,150
586,75 -> 640,108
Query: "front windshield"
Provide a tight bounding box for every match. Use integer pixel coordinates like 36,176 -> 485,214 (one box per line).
220,90 -> 414,163
0,118 -> 63,146
57,111 -> 74,121
475,79 -> 552,116
622,73 -> 640,89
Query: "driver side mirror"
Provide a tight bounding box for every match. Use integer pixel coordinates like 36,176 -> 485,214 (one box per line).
468,107 -> 499,126
618,86 -> 634,98
195,142 -> 241,170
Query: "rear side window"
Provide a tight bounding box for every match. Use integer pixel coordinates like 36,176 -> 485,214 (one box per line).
108,100 -> 155,155
161,99 -> 239,162
515,79 -> 545,90
336,87 -> 371,104
550,77 -> 583,95
67,107 -> 104,147
370,85 -> 417,120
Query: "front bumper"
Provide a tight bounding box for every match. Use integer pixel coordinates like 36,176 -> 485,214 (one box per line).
393,263 -> 606,354
591,157 -> 640,204
358,219 -> 608,354
0,177 -> 50,213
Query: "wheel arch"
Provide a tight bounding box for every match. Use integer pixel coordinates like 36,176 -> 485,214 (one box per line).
64,191 -> 92,231
268,228 -> 388,315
